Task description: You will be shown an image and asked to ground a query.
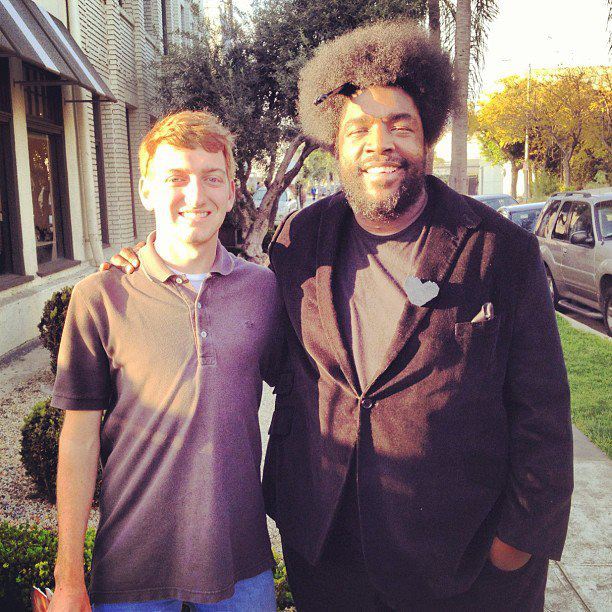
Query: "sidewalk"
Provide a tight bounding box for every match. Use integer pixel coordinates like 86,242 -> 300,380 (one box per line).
1,342 -> 610,610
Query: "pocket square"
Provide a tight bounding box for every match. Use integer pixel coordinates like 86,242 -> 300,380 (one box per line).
471,302 -> 494,323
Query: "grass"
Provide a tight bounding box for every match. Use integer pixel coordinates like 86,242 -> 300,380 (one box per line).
556,314 -> 612,457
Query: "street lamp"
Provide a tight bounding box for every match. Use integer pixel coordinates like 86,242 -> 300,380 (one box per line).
524,64 -> 531,200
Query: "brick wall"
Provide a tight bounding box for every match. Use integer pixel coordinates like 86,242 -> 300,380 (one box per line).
77,0 -> 193,246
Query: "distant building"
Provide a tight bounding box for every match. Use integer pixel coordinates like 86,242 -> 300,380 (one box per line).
433,131 -> 506,196
0,0 -> 200,357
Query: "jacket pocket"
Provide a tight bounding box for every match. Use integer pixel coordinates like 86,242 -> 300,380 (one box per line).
273,371 -> 294,397
454,316 -> 501,368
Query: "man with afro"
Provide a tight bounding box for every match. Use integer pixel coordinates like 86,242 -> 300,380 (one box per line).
263,20 -> 572,610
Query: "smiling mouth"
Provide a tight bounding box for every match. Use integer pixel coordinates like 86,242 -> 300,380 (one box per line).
179,210 -> 212,219
362,166 -> 402,175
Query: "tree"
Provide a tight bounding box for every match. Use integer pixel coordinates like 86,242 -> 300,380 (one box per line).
475,68 -> 612,192
448,0 -> 471,193
155,0 -> 424,261
431,0 -> 498,193
476,77 -> 529,197
530,67 -> 611,188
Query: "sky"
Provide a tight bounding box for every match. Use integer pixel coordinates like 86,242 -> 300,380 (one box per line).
474,0 -> 610,96
222,0 -> 610,98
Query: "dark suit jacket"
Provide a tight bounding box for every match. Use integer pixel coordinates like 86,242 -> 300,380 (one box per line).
263,176 -> 573,602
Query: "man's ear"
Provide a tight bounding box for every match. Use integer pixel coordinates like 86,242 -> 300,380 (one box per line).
139,176 -> 154,211
226,179 -> 236,212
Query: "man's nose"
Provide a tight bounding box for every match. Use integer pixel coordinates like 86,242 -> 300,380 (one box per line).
184,177 -> 205,206
364,121 -> 393,154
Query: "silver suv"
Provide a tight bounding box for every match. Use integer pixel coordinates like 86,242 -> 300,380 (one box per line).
535,190 -> 612,336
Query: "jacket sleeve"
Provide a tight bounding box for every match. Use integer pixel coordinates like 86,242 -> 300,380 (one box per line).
496,234 -> 573,560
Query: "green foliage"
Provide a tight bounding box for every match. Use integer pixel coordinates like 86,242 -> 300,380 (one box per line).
20,399 -> 64,503
154,1 -> 424,256
297,149 -> 337,186
0,522 -> 95,611
557,315 -> 612,457
532,170 -> 561,200
38,287 -> 72,375
20,399 -> 102,504
273,550 -> 294,610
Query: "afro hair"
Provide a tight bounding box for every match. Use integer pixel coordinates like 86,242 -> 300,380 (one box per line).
298,20 -> 456,148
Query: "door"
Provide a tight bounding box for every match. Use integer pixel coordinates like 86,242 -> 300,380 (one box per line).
0,122 -> 13,274
548,200 -> 572,294
562,202 -> 597,304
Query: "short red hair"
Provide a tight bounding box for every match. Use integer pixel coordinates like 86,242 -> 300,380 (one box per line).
139,110 -> 235,179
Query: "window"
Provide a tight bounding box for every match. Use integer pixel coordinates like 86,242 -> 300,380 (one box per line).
93,96 -> 109,246
552,201 -> 572,241
28,132 -> 67,265
536,199 -> 561,237
0,58 -> 17,277
180,4 -> 186,31
567,202 -> 593,244
596,202 -> 612,240
23,64 -> 62,125
0,123 -> 15,275
23,64 -> 71,270
125,107 -> 137,238
161,0 -> 168,54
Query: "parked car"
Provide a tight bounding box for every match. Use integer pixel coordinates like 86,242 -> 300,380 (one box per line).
473,194 -> 519,210
498,201 -> 546,233
534,190 -> 612,335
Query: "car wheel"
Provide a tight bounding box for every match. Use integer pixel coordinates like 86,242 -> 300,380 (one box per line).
603,288 -> 612,337
545,266 -> 559,307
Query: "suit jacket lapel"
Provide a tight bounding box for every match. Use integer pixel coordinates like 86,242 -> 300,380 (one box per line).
315,193 -> 361,395
364,177 -> 481,394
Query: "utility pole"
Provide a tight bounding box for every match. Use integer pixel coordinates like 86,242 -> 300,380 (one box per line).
523,64 -> 532,200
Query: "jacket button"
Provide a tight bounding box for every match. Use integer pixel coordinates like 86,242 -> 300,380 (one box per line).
361,398 -> 374,410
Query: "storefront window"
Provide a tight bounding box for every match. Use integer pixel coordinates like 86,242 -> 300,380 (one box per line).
28,132 -> 64,265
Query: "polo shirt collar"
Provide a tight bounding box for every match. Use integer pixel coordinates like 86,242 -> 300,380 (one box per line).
140,231 -> 235,283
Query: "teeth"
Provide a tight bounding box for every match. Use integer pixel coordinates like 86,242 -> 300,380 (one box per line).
180,211 -> 211,219
365,166 -> 399,174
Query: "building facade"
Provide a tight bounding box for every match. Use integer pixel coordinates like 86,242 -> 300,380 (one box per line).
0,0 -> 199,357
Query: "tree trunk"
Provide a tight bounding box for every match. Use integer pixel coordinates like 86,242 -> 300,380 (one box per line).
562,152 -> 572,189
240,136 -> 317,262
510,162 -> 519,198
449,0 -> 471,194
426,0 -> 441,175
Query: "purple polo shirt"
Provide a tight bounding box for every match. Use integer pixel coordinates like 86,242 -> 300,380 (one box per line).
52,234 -> 283,604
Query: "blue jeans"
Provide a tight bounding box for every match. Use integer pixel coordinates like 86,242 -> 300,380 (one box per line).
91,570 -> 276,611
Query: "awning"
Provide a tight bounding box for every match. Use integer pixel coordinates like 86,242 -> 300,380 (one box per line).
0,0 -> 116,101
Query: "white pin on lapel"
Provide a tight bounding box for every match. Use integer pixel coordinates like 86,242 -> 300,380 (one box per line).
404,276 -> 439,306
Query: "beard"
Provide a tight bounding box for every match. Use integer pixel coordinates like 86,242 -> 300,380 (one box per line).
340,155 -> 426,222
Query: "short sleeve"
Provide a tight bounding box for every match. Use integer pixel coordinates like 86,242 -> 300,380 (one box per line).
51,283 -> 111,411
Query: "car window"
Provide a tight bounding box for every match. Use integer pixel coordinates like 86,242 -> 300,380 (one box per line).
535,199 -> 561,237
510,208 -> 541,232
552,201 -> 572,240
567,202 -> 593,241
596,202 -> 612,239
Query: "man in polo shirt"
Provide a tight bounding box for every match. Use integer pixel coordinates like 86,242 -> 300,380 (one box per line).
49,110 -> 281,611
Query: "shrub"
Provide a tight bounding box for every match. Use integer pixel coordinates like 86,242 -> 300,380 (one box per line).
20,399 -> 101,504
38,286 -> 72,374
20,399 -> 63,503
0,521 -> 95,611
273,550 -> 294,610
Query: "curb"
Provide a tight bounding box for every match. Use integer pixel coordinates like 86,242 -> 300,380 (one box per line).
558,312 -> 611,342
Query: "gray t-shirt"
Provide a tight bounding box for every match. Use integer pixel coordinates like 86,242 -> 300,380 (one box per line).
52,235 -> 284,605
334,205 -> 431,390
